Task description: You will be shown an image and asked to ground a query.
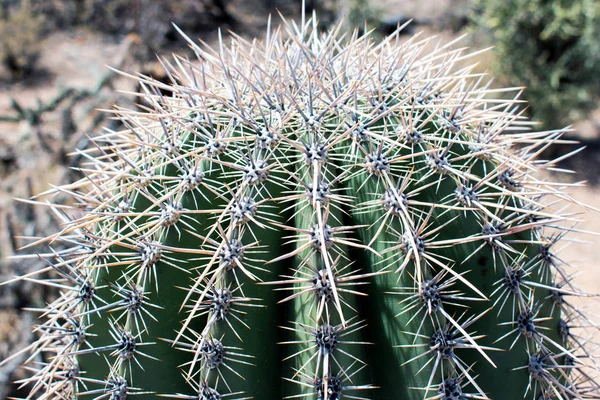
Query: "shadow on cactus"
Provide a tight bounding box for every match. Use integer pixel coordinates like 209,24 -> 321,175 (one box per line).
2,13 -> 599,400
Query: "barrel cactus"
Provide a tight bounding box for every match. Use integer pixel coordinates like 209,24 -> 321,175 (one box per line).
3,14 -> 599,400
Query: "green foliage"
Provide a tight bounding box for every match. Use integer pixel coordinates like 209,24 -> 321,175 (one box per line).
0,0 -> 43,79
340,0 -> 382,34
471,0 -> 600,129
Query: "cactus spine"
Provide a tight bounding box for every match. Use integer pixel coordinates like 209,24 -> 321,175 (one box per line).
3,14 -> 600,400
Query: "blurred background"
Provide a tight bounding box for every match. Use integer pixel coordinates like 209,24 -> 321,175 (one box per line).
0,0 -> 598,396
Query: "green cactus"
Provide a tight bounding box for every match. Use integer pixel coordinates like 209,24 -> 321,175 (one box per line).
3,14 -> 600,400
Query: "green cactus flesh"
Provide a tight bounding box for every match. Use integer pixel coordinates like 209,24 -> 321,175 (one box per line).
5,16 -> 599,400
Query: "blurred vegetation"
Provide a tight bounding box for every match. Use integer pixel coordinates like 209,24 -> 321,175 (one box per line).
0,0 -> 383,78
0,0 -> 242,68
471,0 -> 600,130
340,0 -> 382,34
0,0 -> 43,79
26,0 -> 237,32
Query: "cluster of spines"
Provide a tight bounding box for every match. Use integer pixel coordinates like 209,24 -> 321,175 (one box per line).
1,11 -> 599,400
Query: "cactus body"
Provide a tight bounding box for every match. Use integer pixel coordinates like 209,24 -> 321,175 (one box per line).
4,15 -> 600,400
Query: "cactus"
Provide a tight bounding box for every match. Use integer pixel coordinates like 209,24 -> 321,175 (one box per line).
3,14 -> 600,400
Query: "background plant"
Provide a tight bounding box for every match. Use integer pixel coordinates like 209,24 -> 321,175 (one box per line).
0,0 -> 43,79
471,0 -> 600,130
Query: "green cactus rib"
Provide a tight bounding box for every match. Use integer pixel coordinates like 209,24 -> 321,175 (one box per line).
3,14 -> 600,400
